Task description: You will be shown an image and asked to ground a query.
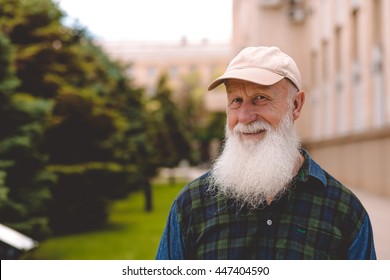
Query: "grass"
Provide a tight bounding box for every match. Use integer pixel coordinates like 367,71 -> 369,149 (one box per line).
26,182 -> 184,260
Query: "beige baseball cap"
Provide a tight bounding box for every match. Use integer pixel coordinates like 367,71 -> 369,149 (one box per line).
208,46 -> 302,91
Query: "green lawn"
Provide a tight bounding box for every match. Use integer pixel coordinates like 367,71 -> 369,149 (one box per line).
27,182 -> 184,260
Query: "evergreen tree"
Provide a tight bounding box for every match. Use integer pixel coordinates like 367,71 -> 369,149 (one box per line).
177,69 -> 225,164
0,34 -> 54,239
148,73 -> 191,172
0,0 -> 154,234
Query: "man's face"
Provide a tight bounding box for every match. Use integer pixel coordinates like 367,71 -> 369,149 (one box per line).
225,79 -> 296,141
208,78 -> 304,208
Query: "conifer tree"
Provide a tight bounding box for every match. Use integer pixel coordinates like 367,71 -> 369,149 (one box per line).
0,0 -> 155,234
0,34 -> 53,239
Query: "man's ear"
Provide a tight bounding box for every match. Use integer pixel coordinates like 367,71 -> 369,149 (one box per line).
292,91 -> 305,121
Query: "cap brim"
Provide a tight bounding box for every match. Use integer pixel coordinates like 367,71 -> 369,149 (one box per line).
208,68 -> 284,91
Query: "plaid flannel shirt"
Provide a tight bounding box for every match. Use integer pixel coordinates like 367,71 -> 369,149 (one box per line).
156,150 -> 376,259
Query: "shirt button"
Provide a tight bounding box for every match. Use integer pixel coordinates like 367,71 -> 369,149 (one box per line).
267,219 -> 272,226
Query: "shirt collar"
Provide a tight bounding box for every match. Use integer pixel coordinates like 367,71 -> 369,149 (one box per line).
296,149 -> 327,187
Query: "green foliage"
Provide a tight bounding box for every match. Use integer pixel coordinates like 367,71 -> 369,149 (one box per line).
48,163 -> 138,234
0,0 -> 223,240
147,73 -> 191,169
176,69 -> 225,164
0,0 -> 155,237
0,33 -> 54,239
177,70 -> 205,131
195,111 -> 226,162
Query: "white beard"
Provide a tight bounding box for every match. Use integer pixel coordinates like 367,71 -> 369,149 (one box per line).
208,113 -> 301,210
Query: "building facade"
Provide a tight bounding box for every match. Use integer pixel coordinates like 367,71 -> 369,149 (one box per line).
99,39 -> 230,111
232,0 -> 390,196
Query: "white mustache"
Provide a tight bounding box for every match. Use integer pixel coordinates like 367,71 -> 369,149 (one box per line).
233,121 -> 271,134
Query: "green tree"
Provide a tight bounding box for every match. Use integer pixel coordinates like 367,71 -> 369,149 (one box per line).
0,0 -> 154,234
176,70 -> 226,164
148,73 -> 191,175
0,34 -> 54,239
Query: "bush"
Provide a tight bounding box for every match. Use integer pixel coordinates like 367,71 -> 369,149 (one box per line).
48,163 -> 137,234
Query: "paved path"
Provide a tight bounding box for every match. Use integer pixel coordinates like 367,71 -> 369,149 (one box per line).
351,188 -> 390,260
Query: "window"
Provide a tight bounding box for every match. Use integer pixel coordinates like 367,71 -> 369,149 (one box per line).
335,27 -> 346,134
372,0 -> 385,127
351,8 -> 363,131
147,66 -> 156,78
169,65 -> 178,79
322,40 -> 332,136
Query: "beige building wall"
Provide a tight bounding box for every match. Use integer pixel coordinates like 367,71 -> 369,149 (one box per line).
98,40 -> 231,111
232,0 -> 390,196
232,0 -> 312,138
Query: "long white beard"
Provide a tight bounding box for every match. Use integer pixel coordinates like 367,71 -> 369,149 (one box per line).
208,113 -> 301,210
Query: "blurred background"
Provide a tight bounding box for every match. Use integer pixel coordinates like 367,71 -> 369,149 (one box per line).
0,0 -> 389,260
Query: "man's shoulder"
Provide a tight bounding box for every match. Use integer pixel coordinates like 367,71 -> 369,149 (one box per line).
175,171 -> 211,205
322,169 -> 364,209
302,150 -> 365,212
306,159 -> 367,227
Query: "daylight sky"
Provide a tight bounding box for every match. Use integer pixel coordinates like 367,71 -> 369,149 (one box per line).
57,0 -> 232,42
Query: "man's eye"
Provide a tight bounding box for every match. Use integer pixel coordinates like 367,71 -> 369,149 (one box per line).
230,98 -> 242,107
253,95 -> 267,103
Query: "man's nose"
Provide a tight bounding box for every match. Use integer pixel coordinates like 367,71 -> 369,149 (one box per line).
238,101 -> 258,124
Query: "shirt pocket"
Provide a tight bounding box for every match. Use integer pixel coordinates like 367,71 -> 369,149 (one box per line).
298,223 -> 345,259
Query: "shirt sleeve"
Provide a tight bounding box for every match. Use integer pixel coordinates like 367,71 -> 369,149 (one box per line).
346,214 -> 377,259
155,201 -> 186,259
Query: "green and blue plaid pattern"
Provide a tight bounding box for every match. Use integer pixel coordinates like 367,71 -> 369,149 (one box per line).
175,150 -> 367,259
